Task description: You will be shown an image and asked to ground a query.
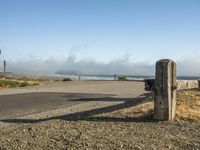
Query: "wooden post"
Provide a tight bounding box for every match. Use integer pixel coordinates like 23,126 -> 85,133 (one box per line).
78,75 -> 81,81
154,59 -> 177,120
114,74 -> 117,80
3,60 -> 6,79
198,80 -> 200,89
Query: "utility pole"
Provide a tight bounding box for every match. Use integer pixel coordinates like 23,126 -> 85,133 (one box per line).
0,49 -> 6,79
0,49 -> 2,79
3,60 -> 6,79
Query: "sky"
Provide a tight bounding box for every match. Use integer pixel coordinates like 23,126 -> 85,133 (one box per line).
0,0 -> 200,75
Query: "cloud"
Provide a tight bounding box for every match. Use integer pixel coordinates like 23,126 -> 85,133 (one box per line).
177,56 -> 200,76
3,55 -> 154,75
2,54 -> 200,76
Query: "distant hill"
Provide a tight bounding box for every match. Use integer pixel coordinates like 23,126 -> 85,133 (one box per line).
55,71 -> 79,75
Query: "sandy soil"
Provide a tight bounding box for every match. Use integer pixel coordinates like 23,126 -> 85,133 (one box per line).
0,81 -> 146,97
0,81 -> 199,150
0,87 -> 9,90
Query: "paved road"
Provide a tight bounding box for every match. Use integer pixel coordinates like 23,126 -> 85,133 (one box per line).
0,92 -> 111,120
0,81 -> 146,120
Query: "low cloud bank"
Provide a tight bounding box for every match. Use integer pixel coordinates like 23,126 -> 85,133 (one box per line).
177,56 -> 200,76
2,55 -> 200,76
4,56 -> 154,75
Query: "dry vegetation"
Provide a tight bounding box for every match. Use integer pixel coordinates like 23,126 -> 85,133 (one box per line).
95,89 -> 200,123
0,90 -> 199,149
0,79 -> 39,88
0,75 -> 64,88
176,89 -> 200,122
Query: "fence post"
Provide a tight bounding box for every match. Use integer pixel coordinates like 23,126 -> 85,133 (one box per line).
198,80 -> 200,89
154,59 -> 177,120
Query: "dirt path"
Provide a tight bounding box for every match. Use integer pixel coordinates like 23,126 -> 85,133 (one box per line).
0,87 -> 9,90
0,81 -> 146,97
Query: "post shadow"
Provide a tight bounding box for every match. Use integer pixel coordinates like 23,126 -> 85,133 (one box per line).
1,92 -> 154,124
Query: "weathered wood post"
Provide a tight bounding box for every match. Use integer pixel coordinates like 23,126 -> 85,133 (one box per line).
154,59 -> 177,120
198,80 -> 200,89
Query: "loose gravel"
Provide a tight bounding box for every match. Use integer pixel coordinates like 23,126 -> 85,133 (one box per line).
0,81 -> 199,150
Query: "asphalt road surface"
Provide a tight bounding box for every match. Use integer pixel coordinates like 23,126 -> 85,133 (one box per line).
0,92 -> 111,120
0,81 -> 146,120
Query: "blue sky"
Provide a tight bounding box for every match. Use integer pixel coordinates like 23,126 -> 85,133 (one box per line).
0,0 -> 200,75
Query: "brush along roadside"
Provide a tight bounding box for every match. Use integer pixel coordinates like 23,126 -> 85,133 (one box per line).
176,89 -> 200,122
0,79 -> 39,88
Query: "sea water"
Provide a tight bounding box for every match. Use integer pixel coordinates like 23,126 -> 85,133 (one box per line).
51,74 -> 200,81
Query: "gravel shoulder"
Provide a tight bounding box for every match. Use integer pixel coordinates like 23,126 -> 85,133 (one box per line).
0,81 -> 199,150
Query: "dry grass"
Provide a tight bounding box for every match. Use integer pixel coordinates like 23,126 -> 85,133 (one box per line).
0,79 -> 39,88
176,90 -> 200,122
102,89 -> 200,122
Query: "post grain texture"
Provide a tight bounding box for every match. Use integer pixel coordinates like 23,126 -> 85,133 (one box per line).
154,59 -> 177,120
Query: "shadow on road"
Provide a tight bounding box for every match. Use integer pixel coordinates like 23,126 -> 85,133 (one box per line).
1,92 -> 154,124
0,92 -> 114,119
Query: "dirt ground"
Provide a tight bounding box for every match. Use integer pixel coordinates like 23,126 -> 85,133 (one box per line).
0,87 -> 8,90
0,81 -> 199,150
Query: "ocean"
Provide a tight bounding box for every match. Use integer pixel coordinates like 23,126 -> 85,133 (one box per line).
51,74 -> 200,81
